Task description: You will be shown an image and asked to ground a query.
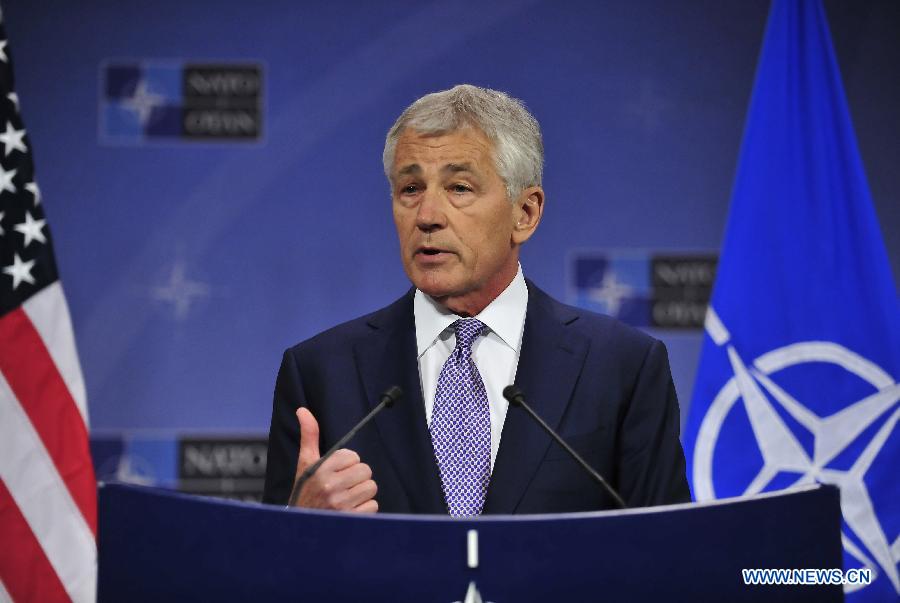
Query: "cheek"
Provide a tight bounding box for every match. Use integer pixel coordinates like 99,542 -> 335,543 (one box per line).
477,217 -> 513,251
392,202 -> 405,225
392,208 -> 413,240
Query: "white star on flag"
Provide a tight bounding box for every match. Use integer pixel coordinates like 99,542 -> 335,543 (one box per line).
0,120 -> 26,155
0,164 -> 16,194
25,180 -> 40,205
0,210 -> 5,235
7,91 -> 18,111
2,252 -> 35,289
14,211 -> 46,247
0,41 -> 7,63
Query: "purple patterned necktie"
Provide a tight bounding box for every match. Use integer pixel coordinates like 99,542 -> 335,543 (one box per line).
430,318 -> 491,517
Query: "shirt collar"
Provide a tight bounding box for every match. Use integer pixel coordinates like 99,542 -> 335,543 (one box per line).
413,264 -> 528,357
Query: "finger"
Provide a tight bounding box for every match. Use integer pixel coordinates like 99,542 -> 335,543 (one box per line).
309,463 -> 375,510
336,461 -> 372,486
353,499 -> 379,514
296,407 -> 321,471
342,479 -> 378,509
314,460 -> 371,496
313,474 -> 376,511
320,448 -> 361,472
334,479 -> 378,511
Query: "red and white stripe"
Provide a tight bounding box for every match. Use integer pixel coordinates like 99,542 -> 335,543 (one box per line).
0,282 -> 96,603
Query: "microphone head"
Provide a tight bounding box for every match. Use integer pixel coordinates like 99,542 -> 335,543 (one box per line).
502,385 -> 525,406
380,386 -> 403,408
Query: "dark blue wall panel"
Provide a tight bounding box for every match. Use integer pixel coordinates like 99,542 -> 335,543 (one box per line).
3,0 -> 897,432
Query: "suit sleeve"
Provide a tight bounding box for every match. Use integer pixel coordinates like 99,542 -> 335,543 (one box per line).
616,339 -> 692,506
262,349 -> 305,505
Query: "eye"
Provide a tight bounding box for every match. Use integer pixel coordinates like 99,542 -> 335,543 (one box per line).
450,183 -> 473,194
400,184 -> 420,195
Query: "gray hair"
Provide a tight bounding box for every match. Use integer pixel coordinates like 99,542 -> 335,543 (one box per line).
383,84 -> 543,200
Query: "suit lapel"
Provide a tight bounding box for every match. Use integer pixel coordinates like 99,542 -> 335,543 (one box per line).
353,293 -> 446,514
483,282 -> 589,514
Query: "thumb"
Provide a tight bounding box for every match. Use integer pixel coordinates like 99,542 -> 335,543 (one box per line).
296,407 -> 321,471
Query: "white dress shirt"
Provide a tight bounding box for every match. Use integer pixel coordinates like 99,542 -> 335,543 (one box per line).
413,265 -> 528,471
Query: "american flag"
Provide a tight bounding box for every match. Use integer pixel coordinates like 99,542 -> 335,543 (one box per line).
0,9 -> 97,603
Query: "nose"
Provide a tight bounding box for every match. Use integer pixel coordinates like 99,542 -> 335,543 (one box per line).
415,187 -> 447,233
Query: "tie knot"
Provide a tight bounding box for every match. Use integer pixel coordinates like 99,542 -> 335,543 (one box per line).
453,318 -> 485,349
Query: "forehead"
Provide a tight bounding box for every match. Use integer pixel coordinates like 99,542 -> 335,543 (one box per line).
392,127 -> 496,175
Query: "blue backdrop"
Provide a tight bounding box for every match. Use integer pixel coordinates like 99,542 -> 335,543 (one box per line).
3,0 -> 897,434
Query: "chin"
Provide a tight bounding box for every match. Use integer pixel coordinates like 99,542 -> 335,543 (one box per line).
413,280 -> 457,299
409,269 -> 462,299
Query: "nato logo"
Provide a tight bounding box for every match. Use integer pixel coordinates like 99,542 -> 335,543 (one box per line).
90,434 -> 177,489
101,61 -> 262,143
102,63 -> 182,141
571,254 -> 651,326
570,251 -> 717,329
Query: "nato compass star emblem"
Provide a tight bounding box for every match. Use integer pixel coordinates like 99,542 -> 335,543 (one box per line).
693,307 -> 900,596
151,258 -> 210,321
122,79 -> 165,126
588,269 -> 634,317
451,530 -> 495,603
452,581 -> 486,603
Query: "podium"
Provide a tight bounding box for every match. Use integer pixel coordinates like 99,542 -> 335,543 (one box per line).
98,482 -> 843,602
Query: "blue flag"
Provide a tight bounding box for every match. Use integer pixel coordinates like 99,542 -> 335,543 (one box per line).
682,0 -> 900,599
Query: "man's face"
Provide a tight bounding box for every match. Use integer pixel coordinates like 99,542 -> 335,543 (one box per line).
390,127 -> 540,315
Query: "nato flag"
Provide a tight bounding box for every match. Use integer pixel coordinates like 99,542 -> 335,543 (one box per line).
682,0 -> 899,600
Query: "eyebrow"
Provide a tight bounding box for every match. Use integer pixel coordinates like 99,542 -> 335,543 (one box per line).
394,162 -> 478,178
444,163 -> 475,175
396,164 -> 422,177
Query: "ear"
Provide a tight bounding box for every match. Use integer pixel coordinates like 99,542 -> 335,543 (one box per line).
511,186 -> 544,245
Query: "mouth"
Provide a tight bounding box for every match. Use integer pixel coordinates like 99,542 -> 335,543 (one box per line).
414,246 -> 455,262
416,245 -> 449,255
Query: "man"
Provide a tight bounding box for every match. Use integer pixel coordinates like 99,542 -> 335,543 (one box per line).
263,84 -> 691,514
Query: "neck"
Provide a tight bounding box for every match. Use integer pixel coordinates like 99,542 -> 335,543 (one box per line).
434,259 -> 519,317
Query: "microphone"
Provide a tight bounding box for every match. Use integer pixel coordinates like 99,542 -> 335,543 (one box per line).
288,386 -> 402,507
502,385 -> 627,509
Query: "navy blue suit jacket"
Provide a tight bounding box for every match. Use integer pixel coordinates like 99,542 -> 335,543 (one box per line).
262,281 -> 691,513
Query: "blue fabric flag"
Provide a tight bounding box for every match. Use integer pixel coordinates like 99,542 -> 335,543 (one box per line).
682,0 -> 900,599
